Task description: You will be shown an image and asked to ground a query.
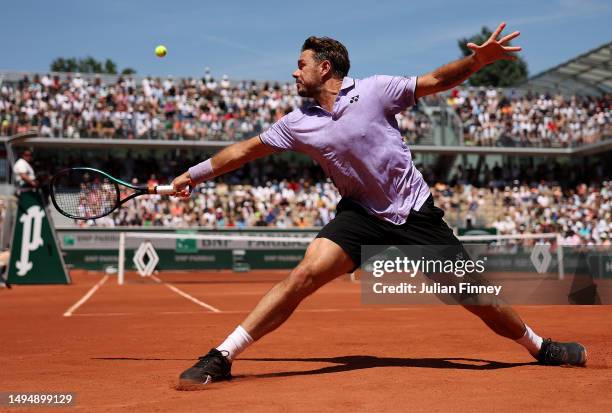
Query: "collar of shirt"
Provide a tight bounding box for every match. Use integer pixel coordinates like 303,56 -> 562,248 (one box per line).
339,76 -> 355,91
307,77 -> 355,116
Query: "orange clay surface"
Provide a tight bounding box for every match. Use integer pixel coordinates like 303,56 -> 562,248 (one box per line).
1,269 -> 610,412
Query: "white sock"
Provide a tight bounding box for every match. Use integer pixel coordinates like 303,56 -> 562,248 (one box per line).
216,325 -> 253,362
515,324 -> 543,356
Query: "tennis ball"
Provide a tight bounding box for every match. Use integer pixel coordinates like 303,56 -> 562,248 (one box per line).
155,45 -> 167,58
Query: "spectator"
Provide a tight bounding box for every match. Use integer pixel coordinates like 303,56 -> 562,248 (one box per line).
13,149 -> 38,189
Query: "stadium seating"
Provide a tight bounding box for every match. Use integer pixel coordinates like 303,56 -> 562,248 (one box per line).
1,72 -> 609,245
0,73 -> 430,143
446,87 -> 610,147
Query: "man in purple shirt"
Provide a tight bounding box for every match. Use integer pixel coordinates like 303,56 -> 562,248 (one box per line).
172,23 -> 586,387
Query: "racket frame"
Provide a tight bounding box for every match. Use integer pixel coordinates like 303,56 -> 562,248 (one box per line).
50,167 -> 175,220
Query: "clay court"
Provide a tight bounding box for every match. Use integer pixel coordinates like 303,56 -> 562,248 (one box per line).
1,269 -> 610,412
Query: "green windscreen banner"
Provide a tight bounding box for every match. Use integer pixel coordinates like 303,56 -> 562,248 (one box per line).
7,190 -> 70,284
57,228 -> 316,271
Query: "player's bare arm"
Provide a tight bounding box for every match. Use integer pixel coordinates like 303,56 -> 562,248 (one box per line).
171,135 -> 275,195
415,22 -> 522,99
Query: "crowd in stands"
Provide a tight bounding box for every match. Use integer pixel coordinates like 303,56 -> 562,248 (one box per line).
1,72 -> 609,148
93,179 -> 340,229
427,157 -> 608,189
419,159 -> 611,245
0,71 -> 430,143
446,87 -> 610,147
431,182 -> 611,246
37,151 -> 609,246
78,178 -> 610,246
492,182 -> 611,245
2,71 -> 609,244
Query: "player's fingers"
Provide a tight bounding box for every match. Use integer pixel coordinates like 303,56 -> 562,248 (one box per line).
171,180 -> 188,192
491,22 -> 506,40
467,42 -> 480,51
499,31 -> 520,44
503,46 -> 522,52
171,186 -> 186,196
177,187 -> 192,198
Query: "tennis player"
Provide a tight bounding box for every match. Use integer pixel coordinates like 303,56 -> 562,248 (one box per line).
172,22 -> 587,386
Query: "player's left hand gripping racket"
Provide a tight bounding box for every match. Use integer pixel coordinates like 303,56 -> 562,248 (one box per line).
50,167 -> 177,220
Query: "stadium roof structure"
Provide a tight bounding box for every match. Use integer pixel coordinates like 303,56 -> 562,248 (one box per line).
524,41 -> 611,96
3,136 -> 611,157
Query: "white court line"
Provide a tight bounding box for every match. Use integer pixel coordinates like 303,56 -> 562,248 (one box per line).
69,312 -> 133,317
150,275 -> 221,313
63,275 -> 109,317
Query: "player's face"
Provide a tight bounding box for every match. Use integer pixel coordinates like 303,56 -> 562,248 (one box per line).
293,50 -> 323,97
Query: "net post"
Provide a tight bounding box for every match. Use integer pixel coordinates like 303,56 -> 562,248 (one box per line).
118,232 -> 125,285
556,233 -> 564,280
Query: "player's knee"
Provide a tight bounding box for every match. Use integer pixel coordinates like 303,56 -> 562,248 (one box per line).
283,264 -> 318,298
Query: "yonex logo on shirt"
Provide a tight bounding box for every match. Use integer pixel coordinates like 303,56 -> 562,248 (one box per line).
349,95 -> 360,104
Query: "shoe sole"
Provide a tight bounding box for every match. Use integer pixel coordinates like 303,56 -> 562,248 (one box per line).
176,374 -> 231,391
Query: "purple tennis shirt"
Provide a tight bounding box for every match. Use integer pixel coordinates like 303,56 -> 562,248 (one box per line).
259,75 -> 431,225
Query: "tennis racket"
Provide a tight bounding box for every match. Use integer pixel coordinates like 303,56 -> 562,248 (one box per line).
50,167 -> 177,220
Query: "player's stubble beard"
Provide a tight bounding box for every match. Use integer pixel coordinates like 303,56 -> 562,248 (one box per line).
296,82 -> 322,98
296,83 -> 313,98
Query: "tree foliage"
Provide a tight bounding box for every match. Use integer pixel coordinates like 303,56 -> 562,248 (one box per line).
50,56 -> 136,75
458,26 -> 528,87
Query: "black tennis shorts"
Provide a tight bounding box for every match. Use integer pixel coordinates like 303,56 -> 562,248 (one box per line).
317,194 -> 462,269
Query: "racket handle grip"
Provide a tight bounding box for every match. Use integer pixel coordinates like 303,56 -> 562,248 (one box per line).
155,184 -> 176,195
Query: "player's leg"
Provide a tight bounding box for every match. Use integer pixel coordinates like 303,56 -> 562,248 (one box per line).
177,200 -> 386,386
399,202 -> 533,341
462,302 -> 529,340
397,195 -> 586,366
178,237 -> 355,386
443,267 -> 526,340
462,301 -> 586,365
240,237 -> 355,341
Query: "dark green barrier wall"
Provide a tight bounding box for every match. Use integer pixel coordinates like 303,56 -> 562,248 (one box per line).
61,249 -> 309,270
56,229 -> 612,278
57,228 -> 313,271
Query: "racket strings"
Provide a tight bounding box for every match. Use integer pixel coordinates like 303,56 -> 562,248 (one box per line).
53,171 -> 119,219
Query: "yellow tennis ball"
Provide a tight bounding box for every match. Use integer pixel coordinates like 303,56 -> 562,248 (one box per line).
155,45 -> 167,57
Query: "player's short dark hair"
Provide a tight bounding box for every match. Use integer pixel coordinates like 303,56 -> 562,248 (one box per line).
301,36 -> 350,79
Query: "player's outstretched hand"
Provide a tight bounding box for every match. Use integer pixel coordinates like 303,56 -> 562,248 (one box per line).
467,22 -> 522,66
171,171 -> 193,198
